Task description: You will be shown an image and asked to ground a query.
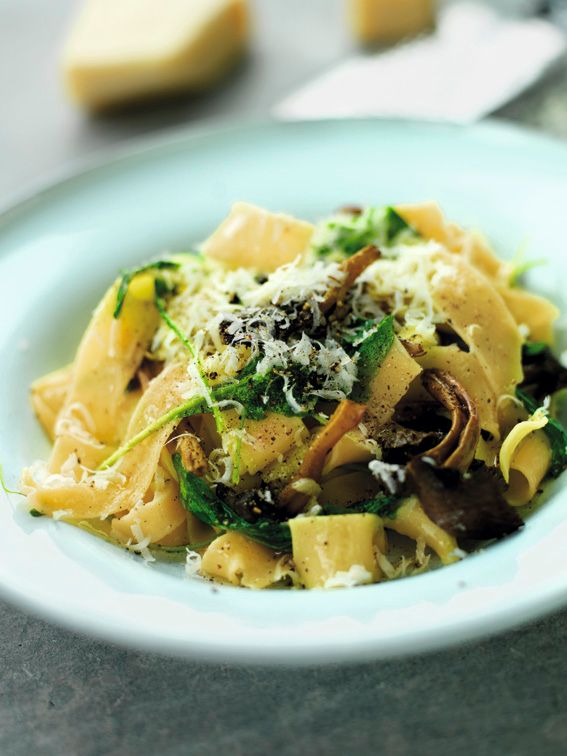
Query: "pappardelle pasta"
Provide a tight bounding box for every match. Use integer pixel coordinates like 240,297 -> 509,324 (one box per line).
21,201 -> 567,589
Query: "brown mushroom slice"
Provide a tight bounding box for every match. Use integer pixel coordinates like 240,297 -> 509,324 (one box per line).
279,399 -> 367,513
400,339 -> 426,358
175,433 -> 207,476
336,205 -> 363,216
319,245 -> 380,314
421,369 -> 480,473
371,420 -> 444,464
407,457 -> 523,540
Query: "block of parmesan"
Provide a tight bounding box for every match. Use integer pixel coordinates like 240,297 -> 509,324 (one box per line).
348,0 -> 435,44
202,202 -> 314,272
62,0 -> 249,110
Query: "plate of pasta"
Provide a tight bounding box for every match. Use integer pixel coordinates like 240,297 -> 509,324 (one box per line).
1,118 -> 567,663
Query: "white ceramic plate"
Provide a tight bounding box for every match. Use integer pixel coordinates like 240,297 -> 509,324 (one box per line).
1,119 -> 567,664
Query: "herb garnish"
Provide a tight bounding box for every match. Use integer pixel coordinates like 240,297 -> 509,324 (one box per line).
0,464 -> 24,496
351,315 -> 395,403
522,341 -> 549,358
509,250 -> 545,287
313,206 -> 419,258
113,260 -> 181,318
323,495 -> 401,519
173,453 -> 292,551
516,388 -> 567,477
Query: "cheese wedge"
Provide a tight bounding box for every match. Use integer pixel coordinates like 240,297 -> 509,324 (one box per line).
62,0 -> 249,109
348,0 -> 435,44
202,202 -> 314,271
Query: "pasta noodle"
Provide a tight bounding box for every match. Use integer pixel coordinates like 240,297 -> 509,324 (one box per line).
385,497 -> 459,565
17,201 -> 565,591
30,364 -> 73,440
507,431 -> 552,507
499,410 -> 549,484
288,514 -> 385,589
201,531 -> 295,588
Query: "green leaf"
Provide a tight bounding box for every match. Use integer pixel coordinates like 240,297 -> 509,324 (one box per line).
350,315 -> 396,403
323,495 -> 401,519
382,207 -> 415,243
173,454 -> 292,551
522,341 -> 548,358
213,365 -> 316,420
509,256 -> 546,287
113,260 -> 180,318
313,206 -> 419,258
0,463 -> 24,496
516,388 -> 567,477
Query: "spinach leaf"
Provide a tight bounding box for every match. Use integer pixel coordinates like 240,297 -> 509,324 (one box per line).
213,364 -> 316,420
323,495 -> 401,519
113,260 -> 180,318
313,206 -> 419,258
522,341 -> 548,358
350,315 -> 395,403
517,388 -> 567,477
173,454 -> 292,551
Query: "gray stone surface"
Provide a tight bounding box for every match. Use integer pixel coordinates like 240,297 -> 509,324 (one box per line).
1,598 -> 567,756
1,1 -> 567,754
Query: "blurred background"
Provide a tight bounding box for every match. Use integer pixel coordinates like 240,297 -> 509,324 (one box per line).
2,0 -> 567,202
2,2 -> 567,755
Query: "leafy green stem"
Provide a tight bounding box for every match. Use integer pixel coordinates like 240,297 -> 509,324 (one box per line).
99,393 -> 208,470
154,293 -> 224,433
0,463 -> 25,496
113,260 -> 180,318
517,387 -> 567,477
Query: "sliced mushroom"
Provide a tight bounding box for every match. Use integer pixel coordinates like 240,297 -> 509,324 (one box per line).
370,420 -> 444,465
336,205 -> 363,216
401,369 -> 522,541
400,339 -> 426,358
376,421 -> 442,451
175,434 -> 207,476
407,457 -> 523,541
279,399 -> 367,513
420,369 -> 480,473
319,245 -> 380,314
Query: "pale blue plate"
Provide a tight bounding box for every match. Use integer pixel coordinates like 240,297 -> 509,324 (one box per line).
1,118 -> 566,664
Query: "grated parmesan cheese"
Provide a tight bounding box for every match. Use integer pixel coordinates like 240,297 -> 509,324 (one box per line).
128,523 -> 155,563
355,243 -> 446,347
52,509 -> 72,521
185,549 -> 202,577
369,459 -> 407,494
323,564 -> 373,589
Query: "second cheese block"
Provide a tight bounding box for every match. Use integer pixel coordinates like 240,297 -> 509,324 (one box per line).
62,0 -> 249,109
348,0 -> 435,44
202,202 -> 314,271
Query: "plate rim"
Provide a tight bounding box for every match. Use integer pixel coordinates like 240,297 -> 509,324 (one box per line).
3,114 -> 567,223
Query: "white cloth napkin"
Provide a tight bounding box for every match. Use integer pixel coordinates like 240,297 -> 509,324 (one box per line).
274,2 -> 566,124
